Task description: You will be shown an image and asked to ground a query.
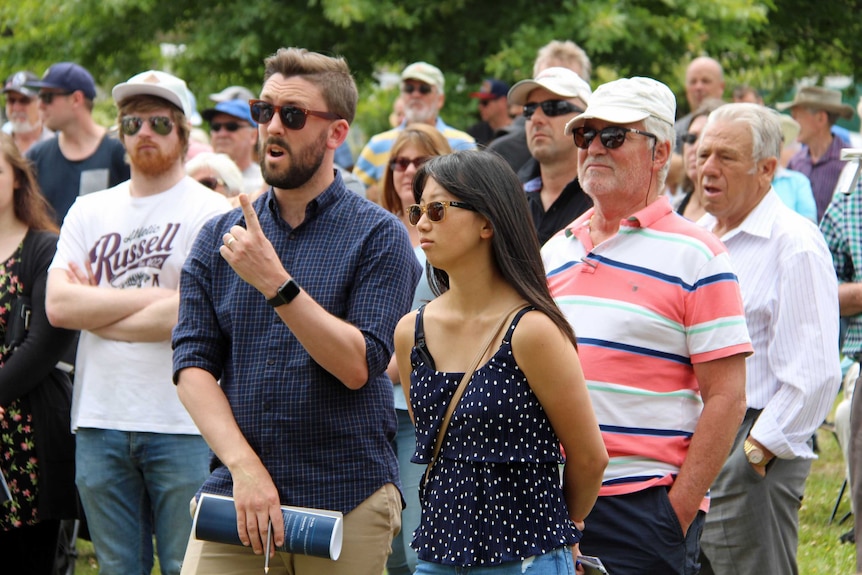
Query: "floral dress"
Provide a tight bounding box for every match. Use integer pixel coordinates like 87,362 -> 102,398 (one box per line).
0,242 -> 40,530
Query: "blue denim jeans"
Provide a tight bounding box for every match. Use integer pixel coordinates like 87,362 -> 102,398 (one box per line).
387,408 -> 424,575
75,428 -> 211,575
415,546 -> 575,575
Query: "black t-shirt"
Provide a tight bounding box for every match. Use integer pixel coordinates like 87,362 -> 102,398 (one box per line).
26,134 -> 130,223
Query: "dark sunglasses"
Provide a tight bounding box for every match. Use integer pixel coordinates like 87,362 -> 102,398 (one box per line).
523,100 -> 584,119
248,99 -> 342,131
407,201 -> 476,226
390,156 -> 429,172
6,95 -> 32,105
210,121 -> 246,133
38,91 -> 73,104
681,132 -> 699,145
572,126 -> 657,150
403,84 -> 433,95
120,115 -> 174,136
197,177 -> 225,190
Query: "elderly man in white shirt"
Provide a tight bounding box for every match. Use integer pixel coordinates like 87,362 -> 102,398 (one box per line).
695,103 -> 841,575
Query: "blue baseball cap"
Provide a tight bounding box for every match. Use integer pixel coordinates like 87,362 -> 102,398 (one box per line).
26,62 -> 97,100
201,99 -> 257,127
470,79 -> 510,100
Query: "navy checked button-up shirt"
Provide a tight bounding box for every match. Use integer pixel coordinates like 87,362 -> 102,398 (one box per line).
172,173 -> 421,513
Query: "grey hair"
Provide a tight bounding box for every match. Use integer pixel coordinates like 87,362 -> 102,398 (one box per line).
706,103 -> 782,163
185,152 -> 244,196
643,115 -> 675,190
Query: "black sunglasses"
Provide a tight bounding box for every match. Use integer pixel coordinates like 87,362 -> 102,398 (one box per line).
197,177 -> 225,190
407,201 -> 476,226
120,115 -> 174,136
210,121 -> 246,133
390,156 -> 429,172
403,84 -> 433,95
248,99 -> 342,131
523,100 -> 584,120
681,132 -> 699,145
572,126 -> 657,150
38,91 -> 73,104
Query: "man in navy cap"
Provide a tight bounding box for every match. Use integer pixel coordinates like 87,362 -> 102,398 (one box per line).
202,99 -> 263,194
2,70 -> 54,154
467,78 -> 512,146
25,62 -> 129,223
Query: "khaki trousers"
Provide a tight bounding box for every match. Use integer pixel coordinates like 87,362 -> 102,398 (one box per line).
180,483 -> 402,575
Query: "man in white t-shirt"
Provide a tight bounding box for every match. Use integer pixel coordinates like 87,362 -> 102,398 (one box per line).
45,70 -> 230,575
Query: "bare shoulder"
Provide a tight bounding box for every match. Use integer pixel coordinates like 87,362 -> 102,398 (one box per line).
511,309 -> 569,352
394,309 -> 419,342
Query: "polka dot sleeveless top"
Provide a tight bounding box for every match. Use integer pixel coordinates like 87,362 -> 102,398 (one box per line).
409,306 -> 581,566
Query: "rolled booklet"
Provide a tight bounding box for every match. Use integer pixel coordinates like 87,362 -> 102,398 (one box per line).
192,493 -> 343,560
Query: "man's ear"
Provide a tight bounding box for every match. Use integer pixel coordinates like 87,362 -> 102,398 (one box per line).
327,119 -> 350,150
653,139 -> 671,171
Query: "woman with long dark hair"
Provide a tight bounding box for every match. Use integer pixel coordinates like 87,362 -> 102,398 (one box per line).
394,151 -> 607,574
382,124 -> 452,575
0,133 -> 78,573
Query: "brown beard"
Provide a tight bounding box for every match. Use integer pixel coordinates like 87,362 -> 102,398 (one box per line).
260,130 -> 327,190
128,138 -> 183,176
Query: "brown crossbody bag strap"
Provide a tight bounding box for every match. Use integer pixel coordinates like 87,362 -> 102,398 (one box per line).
424,303 -> 526,485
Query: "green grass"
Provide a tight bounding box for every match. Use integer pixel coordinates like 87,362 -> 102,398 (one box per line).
72,424 -> 856,575
799,424 -> 856,574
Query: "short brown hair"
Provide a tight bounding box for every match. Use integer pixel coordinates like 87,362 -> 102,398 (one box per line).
263,47 -> 358,124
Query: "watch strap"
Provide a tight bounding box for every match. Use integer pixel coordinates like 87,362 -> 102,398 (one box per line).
267,278 -> 300,307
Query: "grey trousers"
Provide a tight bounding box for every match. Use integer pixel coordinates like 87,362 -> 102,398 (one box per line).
699,409 -> 811,575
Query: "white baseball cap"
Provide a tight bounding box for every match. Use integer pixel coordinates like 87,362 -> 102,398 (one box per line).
507,67 -> 592,107
565,76 -> 676,135
112,70 -> 193,118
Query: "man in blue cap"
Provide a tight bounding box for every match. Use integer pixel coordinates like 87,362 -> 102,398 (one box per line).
467,78 -> 513,146
202,99 -> 263,194
25,62 -> 130,223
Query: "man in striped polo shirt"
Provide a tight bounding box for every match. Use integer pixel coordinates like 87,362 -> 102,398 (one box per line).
541,77 -> 752,575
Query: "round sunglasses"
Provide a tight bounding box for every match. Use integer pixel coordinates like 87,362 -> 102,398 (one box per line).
572,126 -> 657,150
248,99 -> 342,131
403,84 -> 433,95
121,116 -> 174,136
407,201 -> 476,226
523,100 -> 584,120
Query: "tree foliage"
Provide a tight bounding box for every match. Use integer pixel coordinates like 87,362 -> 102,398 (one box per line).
1,0 -> 859,136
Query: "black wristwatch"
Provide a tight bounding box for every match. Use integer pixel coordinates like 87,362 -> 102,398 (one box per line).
266,278 -> 301,307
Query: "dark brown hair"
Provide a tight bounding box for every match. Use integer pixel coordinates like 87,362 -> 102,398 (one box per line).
263,47 -> 358,125
0,133 -> 58,232
413,150 -> 578,348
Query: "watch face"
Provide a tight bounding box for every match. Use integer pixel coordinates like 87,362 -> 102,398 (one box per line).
748,450 -> 764,464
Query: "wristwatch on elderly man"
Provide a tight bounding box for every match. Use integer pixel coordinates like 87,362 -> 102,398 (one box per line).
743,437 -> 772,467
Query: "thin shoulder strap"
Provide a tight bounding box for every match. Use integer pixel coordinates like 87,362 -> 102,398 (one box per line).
424,303 -> 527,484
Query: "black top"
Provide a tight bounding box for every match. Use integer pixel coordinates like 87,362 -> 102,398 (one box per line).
518,158 -> 593,245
